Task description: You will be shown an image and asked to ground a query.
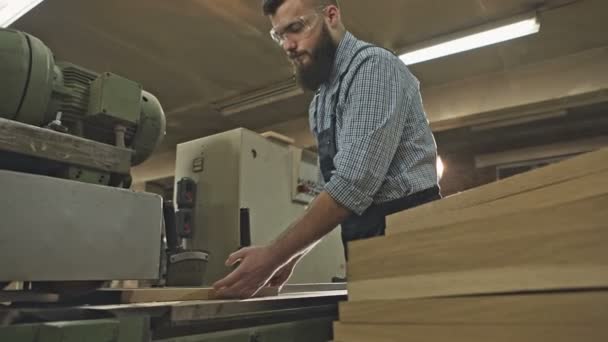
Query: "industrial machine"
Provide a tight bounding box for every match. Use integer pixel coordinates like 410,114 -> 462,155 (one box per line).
0,28 -> 346,341
171,128 -> 346,286
0,28 -> 166,290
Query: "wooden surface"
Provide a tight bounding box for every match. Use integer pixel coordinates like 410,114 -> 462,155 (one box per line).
339,291 -> 608,325
261,131 -> 296,145
387,169 -> 608,234
333,322 -> 608,342
0,286 -> 279,304
387,148 -> 608,234
348,195 -> 608,282
107,286 -> 280,303
0,117 -> 132,174
347,266 -> 608,301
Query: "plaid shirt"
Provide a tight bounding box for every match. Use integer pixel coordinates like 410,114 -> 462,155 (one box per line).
310,31 -> 439,215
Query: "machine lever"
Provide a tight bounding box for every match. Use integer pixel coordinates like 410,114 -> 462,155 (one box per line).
163,200 -> 180,253
240,208 -> 252,248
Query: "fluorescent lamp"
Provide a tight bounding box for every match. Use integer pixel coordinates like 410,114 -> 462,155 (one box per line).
215,79 -> 304,117
400,13 -> 540,65
0,0 -> 45,27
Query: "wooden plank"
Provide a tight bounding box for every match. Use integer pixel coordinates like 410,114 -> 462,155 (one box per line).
347,266 -> 608,301
339,291 -> 608,325
106,286 -> 279,303
386,148 -> 608,234
348,194 -> 608,282
387,168 -> 608,234
169,290 -> 347,322
0,117 -> 132,174
333,322 -> 608,342
261,131 -> 296,145
0,286 -> 280,305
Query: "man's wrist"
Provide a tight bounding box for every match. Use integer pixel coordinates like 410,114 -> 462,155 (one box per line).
267,240 -> 293,266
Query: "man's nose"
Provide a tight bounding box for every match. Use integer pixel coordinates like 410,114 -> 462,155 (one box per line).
282,38 -> 297,53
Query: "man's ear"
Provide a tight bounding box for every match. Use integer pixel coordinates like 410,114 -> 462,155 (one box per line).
324,5 -> 341,29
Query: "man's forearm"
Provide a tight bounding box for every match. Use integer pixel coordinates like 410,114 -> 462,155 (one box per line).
269,191 -> 351,263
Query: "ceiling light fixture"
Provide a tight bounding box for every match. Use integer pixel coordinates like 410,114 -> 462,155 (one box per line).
215,78 -> 304,117
0,0 -> 45,27
399,12 -> 541,66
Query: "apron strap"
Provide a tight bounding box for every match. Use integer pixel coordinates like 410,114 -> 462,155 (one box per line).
330,45 -> 377,129
316,44 -> 378,183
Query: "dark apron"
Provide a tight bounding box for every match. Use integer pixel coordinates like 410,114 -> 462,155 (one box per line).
316,45 -> 441,260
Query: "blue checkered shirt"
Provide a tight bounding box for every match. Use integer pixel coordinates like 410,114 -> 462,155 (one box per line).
309,31 -> 439,215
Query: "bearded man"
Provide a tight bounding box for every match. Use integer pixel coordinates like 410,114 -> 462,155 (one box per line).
214,0 -> 441,298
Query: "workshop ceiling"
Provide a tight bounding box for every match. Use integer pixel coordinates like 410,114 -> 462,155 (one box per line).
11,0 -> 608,153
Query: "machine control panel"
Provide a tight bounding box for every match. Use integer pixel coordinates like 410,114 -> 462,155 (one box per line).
176,177 -> 197,238
176,177 -> 197,208
176,209 -> 194,238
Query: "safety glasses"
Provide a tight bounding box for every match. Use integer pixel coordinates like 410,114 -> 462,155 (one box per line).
269,7 -> 327,45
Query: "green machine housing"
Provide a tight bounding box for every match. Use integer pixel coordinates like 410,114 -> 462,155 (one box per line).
0,28 -> 167,288
0,28 -> 166,186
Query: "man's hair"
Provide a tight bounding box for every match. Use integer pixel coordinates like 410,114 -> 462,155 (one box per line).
262,0 -> 338,16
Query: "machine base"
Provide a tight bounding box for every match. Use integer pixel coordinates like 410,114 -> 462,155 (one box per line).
0,170 -> 163,282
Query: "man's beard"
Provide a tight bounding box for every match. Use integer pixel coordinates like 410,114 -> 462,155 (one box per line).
292,24 -> 337,91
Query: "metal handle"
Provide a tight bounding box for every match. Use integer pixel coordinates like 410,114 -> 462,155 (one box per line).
163,201 -> 179,253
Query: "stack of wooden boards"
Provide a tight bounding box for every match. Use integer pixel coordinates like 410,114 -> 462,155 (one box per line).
334,148 -> 608,341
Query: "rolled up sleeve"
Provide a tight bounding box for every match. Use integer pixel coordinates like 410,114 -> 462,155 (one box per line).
324,53 -> 416,215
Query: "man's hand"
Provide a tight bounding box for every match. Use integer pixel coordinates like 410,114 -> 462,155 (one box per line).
213,191 -> 351,299
212,246 -> 284,299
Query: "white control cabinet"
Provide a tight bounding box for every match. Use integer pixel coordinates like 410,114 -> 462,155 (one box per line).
175,128 -> 345,285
